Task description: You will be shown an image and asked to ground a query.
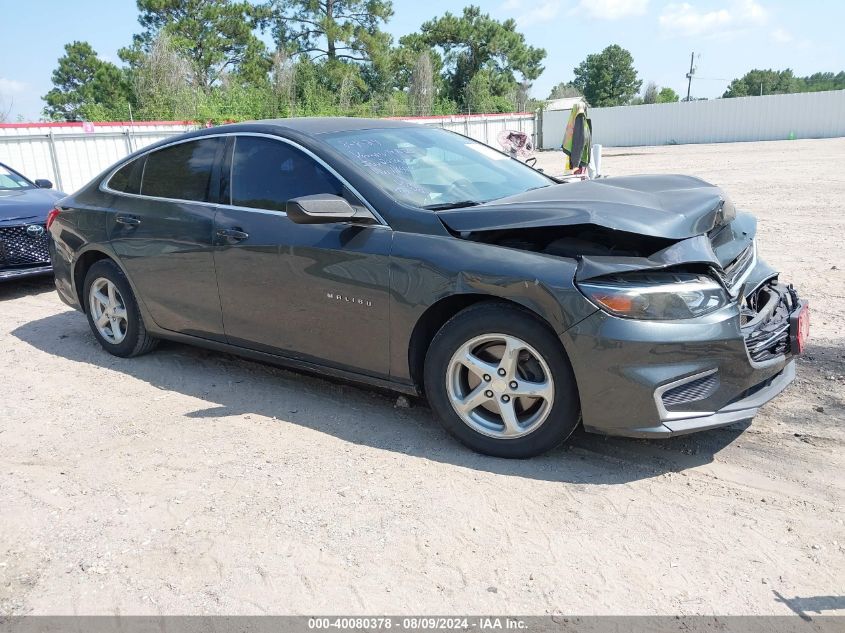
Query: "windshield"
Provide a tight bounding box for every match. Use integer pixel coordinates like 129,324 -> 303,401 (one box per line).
323,127 -> 553,209
0,164 -> 35,191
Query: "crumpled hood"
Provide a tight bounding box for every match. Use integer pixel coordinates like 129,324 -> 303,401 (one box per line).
0,187 -> 64,224
436,174 -> 732,240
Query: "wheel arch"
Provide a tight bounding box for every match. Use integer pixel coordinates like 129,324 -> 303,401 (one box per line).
407,293 -> 563,393
73,249 -> 113,310
72,247 -> 152,326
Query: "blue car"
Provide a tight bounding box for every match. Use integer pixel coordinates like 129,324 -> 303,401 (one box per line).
0,162 -> 65,280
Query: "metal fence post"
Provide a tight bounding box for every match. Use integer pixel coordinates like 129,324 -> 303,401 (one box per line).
124,129 -> 134,154
536,109 -> 543,150
47,131 -> 64,192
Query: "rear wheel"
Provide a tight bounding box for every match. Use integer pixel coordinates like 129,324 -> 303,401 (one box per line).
83,259 -> 158,357
424,303 -> 580,458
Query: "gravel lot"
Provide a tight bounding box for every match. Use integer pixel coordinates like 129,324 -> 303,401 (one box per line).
1,138 -> 843,616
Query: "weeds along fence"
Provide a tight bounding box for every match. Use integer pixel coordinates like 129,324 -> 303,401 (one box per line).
0,113 -> 536,194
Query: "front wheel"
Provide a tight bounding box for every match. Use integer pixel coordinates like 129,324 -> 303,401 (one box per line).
83,259 -> 158,357
424,303 -> 580,458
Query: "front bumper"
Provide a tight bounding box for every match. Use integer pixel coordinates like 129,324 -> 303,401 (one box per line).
601,361 -> 795,437
1,221 -> 52,281
0,264 -> 52,281
563,274 -> 801,437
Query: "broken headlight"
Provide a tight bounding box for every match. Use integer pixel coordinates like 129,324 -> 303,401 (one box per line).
578,272 -> 729,320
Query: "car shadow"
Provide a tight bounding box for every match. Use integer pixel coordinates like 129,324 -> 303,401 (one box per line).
11,310 -> 751,485
0,275 -> 55,301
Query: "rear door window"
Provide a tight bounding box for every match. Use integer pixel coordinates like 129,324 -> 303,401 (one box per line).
141,138 -> 223,202
107,156 -> 145,195
229,136 -> 343,212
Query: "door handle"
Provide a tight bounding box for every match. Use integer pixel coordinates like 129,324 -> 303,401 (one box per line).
216,228 -> 249,242
115,214 -> 140,227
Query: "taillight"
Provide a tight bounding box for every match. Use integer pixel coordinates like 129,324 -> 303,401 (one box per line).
46,207 -> 61,230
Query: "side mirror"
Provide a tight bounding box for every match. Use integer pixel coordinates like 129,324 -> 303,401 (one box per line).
35,179 -> 53,189
287,194 -> 376,225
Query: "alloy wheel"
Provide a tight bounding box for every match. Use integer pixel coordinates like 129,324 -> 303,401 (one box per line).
88,277 -> 129,344
445,333 -> 555,439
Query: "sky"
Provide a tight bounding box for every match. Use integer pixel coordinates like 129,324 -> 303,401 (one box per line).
1,0 -> 843,121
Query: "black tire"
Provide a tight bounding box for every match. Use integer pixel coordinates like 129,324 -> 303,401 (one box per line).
424,302 -> 580,458
83,259 -> 158,357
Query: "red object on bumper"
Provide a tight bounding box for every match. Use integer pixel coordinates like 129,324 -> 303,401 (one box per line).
790,302 -> 810,354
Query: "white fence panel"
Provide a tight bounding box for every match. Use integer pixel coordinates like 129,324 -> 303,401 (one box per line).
540,90 -> 845,148
0,115 -> 535,194
400,112 -> 536,148
0,122 -> 196,193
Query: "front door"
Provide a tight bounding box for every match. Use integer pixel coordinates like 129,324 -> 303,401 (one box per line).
108,137 -> 226,341
212,135 -> 393,378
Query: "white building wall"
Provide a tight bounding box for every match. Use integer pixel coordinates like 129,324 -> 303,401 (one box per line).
539,109 -> 572,149
541,90 -> 845,149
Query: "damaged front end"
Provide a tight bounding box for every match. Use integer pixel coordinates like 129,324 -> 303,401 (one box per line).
742,281 -> 807,363
436,175 -> 807,437
455,208 -> 757,316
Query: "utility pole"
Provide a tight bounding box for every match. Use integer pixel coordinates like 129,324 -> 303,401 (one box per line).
685,51 -> 695,101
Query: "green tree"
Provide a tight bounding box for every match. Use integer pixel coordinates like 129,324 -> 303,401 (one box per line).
391,34 -> 444,94
657,86 -> 679,103
0,91 -> 11,122
232,37 -> 273,88
132,33 -> 198,120
572,44 -> 642,107
271,0 -> 395,107
413,5 -> 545,108
642,81 -> 658,104
722,69 -> 798,97
43,41 -> 131,121
799,71 -> 845,92
409,52 -> 434,116
120,0 -> 271,89
269,50 -> 296,116
547,82 -> 582,99
723,68 -> 845,97
272,0 -> 393,61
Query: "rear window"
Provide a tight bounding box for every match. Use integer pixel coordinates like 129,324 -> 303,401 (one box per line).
141,138 -> 223,202
107,156 -> 145,195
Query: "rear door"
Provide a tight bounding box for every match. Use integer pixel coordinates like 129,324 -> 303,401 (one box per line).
212,134 -> 393,378
107,137 -> 226,341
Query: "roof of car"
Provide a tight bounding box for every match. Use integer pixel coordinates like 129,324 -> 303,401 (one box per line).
244,117 -> 417,135
130,117 -> 421,157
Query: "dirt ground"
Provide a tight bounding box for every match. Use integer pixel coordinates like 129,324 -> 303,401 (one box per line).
1,138 -> 843,617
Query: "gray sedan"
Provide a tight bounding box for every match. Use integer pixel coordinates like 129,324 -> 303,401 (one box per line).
47,118 -> 808,457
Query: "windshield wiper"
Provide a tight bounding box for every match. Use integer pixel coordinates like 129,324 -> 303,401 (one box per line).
422,200 -> 482,210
